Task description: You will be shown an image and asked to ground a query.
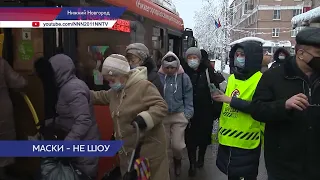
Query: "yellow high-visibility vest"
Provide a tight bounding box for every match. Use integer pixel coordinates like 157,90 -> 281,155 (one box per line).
218,71 -> 264,149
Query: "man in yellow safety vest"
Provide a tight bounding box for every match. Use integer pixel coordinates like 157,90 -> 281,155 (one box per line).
212,39 -> 265,180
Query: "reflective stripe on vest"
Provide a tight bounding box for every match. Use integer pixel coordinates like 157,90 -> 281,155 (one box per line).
218,72 -> 264,149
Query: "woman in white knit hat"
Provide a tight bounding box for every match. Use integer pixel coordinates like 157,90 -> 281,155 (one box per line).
90,54 -> 169,180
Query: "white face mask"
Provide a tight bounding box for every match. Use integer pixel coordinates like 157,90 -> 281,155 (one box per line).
278,56 -> 285,60
188,59 -> 200,69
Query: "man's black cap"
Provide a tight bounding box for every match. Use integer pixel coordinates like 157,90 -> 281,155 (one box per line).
296,27 -> 320,47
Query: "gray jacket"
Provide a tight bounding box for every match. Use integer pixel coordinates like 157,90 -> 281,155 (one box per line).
49,54 -> 100,178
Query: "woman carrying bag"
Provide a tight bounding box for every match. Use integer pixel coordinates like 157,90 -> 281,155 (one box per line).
91,54 -> 169,180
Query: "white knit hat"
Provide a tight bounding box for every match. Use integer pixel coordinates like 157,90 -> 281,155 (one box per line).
101,54 -> 130,76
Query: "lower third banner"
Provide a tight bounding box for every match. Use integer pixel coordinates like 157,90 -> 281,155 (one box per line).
0,141 -> 122,157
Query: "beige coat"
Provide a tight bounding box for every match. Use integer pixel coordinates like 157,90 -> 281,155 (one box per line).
91,67 -> 169,180
0,58 -> 27,167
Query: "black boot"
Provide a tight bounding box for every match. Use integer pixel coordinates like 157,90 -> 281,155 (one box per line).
187,147 -> 197,177
188,163 -> 197,177
173,158 -> 182,176
197,145 -> 207,168
197,155 -> 204,168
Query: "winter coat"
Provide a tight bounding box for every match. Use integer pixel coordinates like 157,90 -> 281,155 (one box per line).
182,59 -> 223,147
251,57 -> 320,180
91,67 -> 169,180
0,58 -> 27,167
142,57 -> 164,96
49,54 -> 100,178
216,41 -> 263,177
269,48 -> 291,69
158,52 -> 193,120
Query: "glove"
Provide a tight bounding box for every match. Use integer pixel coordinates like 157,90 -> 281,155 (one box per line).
131,115 -> 147,130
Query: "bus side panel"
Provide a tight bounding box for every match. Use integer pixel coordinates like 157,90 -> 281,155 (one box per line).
94,105 -> 118,180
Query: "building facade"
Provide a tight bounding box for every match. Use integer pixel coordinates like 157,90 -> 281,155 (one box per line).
312,0 -> 320,8
229,0 -> 313,54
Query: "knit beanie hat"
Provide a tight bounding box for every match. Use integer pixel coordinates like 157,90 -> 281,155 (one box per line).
101,54 -> 130,76
185,47 -> 202,60
125,43 -> 149,62
161,51 -> 180,68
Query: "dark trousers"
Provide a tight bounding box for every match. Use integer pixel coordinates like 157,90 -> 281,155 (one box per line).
186,144 -> 207,164
267,173 -> 278,180
185,126 -> 209,165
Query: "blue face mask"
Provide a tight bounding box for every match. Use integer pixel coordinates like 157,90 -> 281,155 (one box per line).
109,82 -> 124,91
188,59 -> 200,69
235,57 -> 245,68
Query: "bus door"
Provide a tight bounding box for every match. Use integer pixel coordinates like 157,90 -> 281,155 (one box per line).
167,28 -> 182,57
182,28 -> 196,58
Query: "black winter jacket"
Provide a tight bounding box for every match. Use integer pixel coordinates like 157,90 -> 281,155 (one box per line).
183,59 -> 223,146
251,57 -> 320,180
270,48 -> 290,69
142,57 -> 163,97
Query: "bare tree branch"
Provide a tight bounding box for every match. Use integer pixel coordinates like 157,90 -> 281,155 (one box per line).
193,0 -> 224,52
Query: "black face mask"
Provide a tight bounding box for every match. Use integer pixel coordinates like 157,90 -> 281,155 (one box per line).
308,56 -> 320,72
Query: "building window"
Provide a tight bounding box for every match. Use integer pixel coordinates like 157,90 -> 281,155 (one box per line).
273,10 -> 281,20
272,28 -> 280,37
244,1 -> 248,13
293,9 -> 302,17
291,27 -> 303,37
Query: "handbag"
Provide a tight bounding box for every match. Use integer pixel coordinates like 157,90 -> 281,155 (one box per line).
38,157 -> 92,180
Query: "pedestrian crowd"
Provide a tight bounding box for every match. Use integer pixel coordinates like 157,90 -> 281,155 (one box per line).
0,27 -> 319,180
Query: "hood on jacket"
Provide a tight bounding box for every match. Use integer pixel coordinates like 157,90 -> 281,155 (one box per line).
201,49 -> 210,61
161,51 -> 181,67
273,47 -> 290,63
158,65 -> 185,75
49,54 -> 76,88
125,66 -> 148,89
229,40 -> 263,77
158,52 -> 186,94
158,51 -> 185,75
